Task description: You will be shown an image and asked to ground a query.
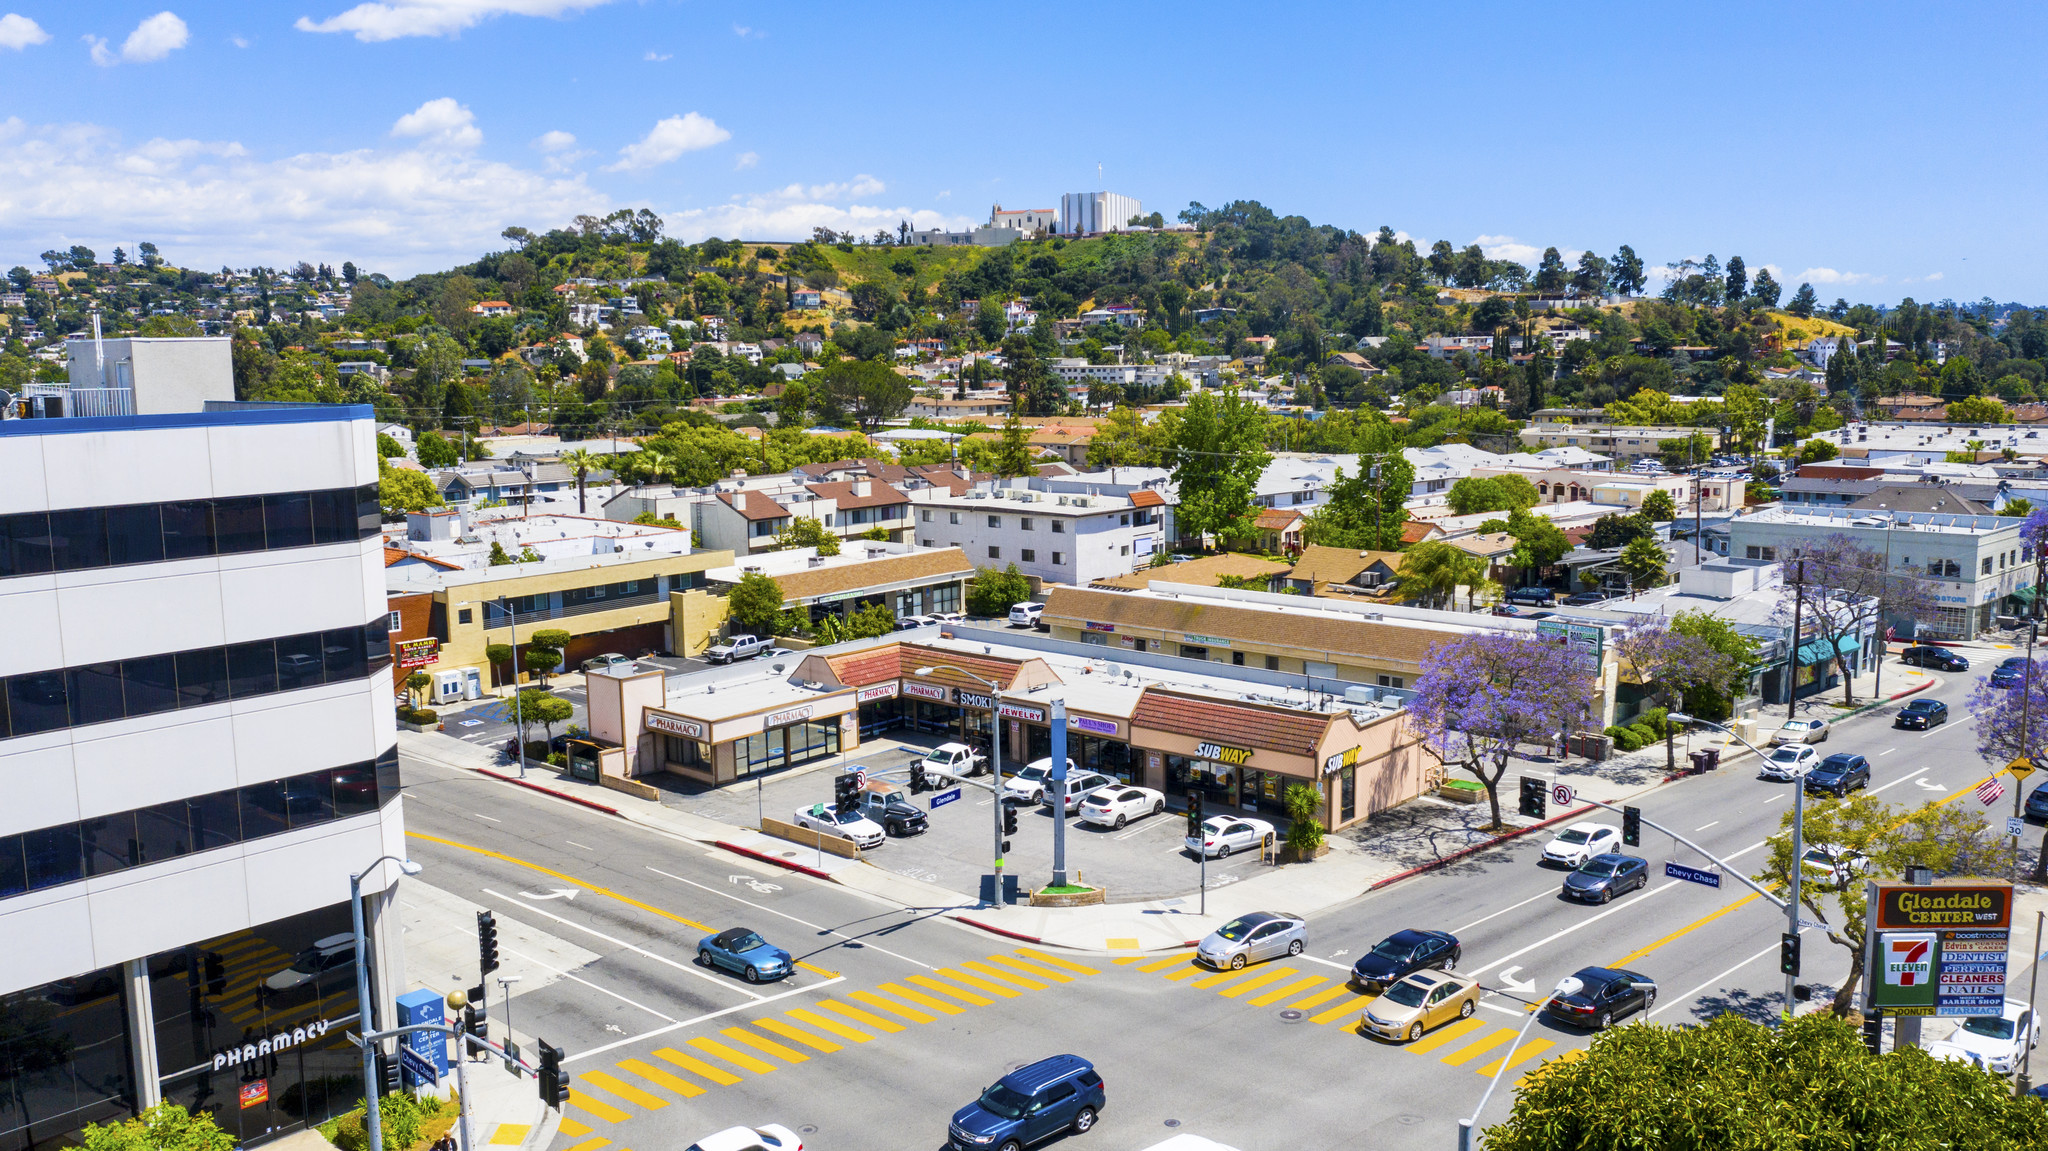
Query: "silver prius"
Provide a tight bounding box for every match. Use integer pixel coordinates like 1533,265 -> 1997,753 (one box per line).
1195,911 -> 1307,970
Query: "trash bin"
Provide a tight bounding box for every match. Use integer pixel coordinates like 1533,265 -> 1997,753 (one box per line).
1689,750 -> 1712,773
1705,747 -> 1720,770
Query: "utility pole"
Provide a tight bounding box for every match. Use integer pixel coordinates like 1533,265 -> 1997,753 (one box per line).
1786,559 -> 1805,722
2014,622 -> 2036,882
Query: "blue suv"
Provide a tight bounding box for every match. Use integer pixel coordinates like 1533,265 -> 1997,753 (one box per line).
949,1055 -> 1104,1151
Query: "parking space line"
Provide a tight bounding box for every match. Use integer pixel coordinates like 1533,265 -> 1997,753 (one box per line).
1217,967 -> 1298,999
1403,1017 -> 1487,1054
1309,994 -> 1374,1024
879,982 -> 965,1015
1438,1029 -> 1517,1066
614,1059 -> 704,1098
1475,1038 -> 1555,1078
1247,975 -> 1326,1006
751,1018 -> 841,1053
908,974 -> 993,1006
577,1070 -> 668,1111
685,1037 -> 777,1075
719,1026 -> 809,1064
652,1048 -> 741,1086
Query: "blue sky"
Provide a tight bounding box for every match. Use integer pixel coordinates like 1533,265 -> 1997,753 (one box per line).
1,1 -> 2041,302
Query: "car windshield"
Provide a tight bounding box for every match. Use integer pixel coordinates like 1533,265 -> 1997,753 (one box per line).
1371,938 -> 1415,960
1771,748 -> 1802,761
1907,702 -> 1937,713
1578,859 -> 1619,877
1557,829 -> 1590,844
1383,980 -> 1430,1008
726,933 -> 764,952
1217,918 -> 1263,942
1016,767 -> 1046,782
978,1084 -> 1032,1120
1963,1015 -> 2016,1040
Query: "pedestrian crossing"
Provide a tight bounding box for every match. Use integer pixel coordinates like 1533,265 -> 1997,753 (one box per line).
1109,951 -> 1584,1084
556,947 -> 1100,1141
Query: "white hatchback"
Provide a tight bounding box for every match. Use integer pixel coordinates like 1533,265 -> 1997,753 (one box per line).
1542,823 -> 1622,868
1760,744 -> 1821,781
1080,785 -> 1166,829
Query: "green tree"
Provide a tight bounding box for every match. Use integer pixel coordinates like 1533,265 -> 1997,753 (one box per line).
1794,437 -> 1841,464
1282,783 -> 1325,854
561,447 -> 600,513
2003,497 -> 2034,519
1393,541 -> 1492,610
519,690 -> 575,745
403,671 -> 431,708
377,459 -> 443,514
1166,388 -> 1271,545
1444,474 -> 1538,516
1085,406 -> 1162,471
1786,281 -> 1819,317
772,515 -> 841,556
1618,536 -> 1666,588
484,643 -> 515,684
991,416 -> 1037,478
415,431 -> 458,468
376,432 -> 408,458
966,563 -> 1032,616
82,1103 -> 236,1151
843,602 -> 898,640
1300,461 -> 1411,552
1946,395 -> 2011,424
810,359 -> 913,432
1585,512 -> 1654,550
487,540 -> 517,566
727,571 -> 788,633
1657,430 -> 1714,470
1502,507 -> 1568,582
1638,488 -> 1676,522
520,646 -> 562,684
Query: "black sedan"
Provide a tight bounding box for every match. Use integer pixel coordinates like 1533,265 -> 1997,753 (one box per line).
1991,657 -> 2032,689
1804,753 -> 1872,797
1350,929 -> 1460,991
2025,783 -> 2048,822
1543,966 -> 1658,1030
1895,699 -> 1949,730
1561,854 -> 1649,903
1899,646 -> 1969,672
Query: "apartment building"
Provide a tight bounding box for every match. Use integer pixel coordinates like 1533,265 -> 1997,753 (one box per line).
908,479 -> 1164,585
1518,420 -> 1701,463
0,400 -> 404,1151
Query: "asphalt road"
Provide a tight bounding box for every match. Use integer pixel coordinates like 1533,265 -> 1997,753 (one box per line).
394,663 -> 2020,1151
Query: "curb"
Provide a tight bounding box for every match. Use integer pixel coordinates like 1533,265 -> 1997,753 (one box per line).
1365,804 -> 1596,892
952,917 -> 1044,944
715,839 -> 835,881
476,768 -> 624,816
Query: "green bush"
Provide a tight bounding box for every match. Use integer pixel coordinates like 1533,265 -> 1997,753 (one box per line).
324,1091 -> 456,1151
1638,706 -> 1669,737
83,1103 -> 235,1151
547,752 -> 567,767
1627,723 -> 1659,747
1604,724 -> 1645,752
1283,784 -> 1326,854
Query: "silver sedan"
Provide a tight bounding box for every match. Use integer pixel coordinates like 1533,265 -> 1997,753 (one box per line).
1195,911 -> 1307,970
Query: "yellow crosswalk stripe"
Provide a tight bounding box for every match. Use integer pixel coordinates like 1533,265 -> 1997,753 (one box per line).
1160,961 -> 1216,982
1247,975 -> 1327,1006
1135,954 -> 1194,972
685,1037 -> 777,1075
879,981 -> 964,1015
934,967 -> 1019,998
850,989 -> 934,1024
1404,1017 -> 1488,1054
576,1070 -> 668,1111
1310,994 -> 1374,1024
1218,967 -> 1298,999
1438,1029 -> 1517,1067
563,1138 -> 609,1151
962,960 -> 1047,990
1016,948 -> 1098,974
818,999 -> 905,1033
653,1047 -> 741,1086
565,1092 -> 630,1123
986,954 -> 1074,982
785,1007 -> 875,1044
614,1059 -> 704,1099
1287,985 -> 1353,1010
720,1027 -> 809,1064
753,1018 -> 842,1053
909,974 -> 993,1006
1190,966 -> 1257,990
557,1119 -> 592,1138
1476,1038 -> 1555,1078
1111,955 -> 1151,966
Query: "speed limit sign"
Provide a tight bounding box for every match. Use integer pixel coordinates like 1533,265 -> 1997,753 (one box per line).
1551,783 -> 1575,808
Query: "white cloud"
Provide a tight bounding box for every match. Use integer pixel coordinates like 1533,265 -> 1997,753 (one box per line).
0,13 -> 50,50
663,180 -> 966,243
1793,266 -> 1880,286
934,189 -> 950,200
643,50 -> 669,61
733,151 -> 758,170
231,35 -> 249,48
531,129 -> 575,153
390,97 -> 482,150
84,35 -> 114,65
296,0 -> 615,42
800,175 -> 884,200
123,11 -> 188,61
731,23 -> 762,37
0,115 -> 604,275
1473,234 -> 1541,265
607,112 -> 729,172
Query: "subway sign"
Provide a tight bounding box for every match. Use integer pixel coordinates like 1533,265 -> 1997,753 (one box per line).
1873,884 -> 2012,930
1196,742 -> 1253,766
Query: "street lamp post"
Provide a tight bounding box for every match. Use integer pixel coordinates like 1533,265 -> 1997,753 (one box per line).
351,855 -> 424,1151
500,596 -> 526,778
916,665 -> 1008,901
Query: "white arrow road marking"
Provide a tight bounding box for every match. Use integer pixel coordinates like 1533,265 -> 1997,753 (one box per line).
516,888 -> 579,901
603,1024 -> 624,1034
1331,949 -> 1350,958
1495,966 -> 1536,995
1916,778 -> 1946,791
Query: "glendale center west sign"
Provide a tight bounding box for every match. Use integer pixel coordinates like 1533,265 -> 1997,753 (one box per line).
1865,881 -> 2013,1017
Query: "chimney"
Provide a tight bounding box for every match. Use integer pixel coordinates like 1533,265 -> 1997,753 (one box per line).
854,481 -> 871,498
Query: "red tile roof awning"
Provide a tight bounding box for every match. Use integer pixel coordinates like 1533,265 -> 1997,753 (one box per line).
1129,489 -> 1166,508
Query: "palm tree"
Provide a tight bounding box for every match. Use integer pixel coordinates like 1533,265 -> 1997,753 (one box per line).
561,447 -> 598,513
1394,542 -> 1482,611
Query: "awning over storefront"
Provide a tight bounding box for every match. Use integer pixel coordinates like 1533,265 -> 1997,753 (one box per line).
1796,635 -> 1860,666
2011,586 -> 2038,605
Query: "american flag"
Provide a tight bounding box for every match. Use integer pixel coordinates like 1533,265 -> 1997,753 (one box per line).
1977,777 -> 2006,806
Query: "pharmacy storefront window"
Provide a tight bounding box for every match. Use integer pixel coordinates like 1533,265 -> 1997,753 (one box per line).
856,682 -> 904,737
736,707 -> 841,776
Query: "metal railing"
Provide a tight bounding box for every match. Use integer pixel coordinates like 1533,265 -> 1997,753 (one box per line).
22,383 -> 135,417
483,589 -> 665,628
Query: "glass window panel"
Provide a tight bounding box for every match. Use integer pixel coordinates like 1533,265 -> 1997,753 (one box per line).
66,662 -> 126,727
333,762 -> 378,817
46,506 -> 110,572
174,647 -> 228,709
186,791 -> 239,850
0,510 -> 54,576
0,834 -> 24,896
275,632 -> 324,690
375,745 -> 401,801
104,503 -> 165,567
283,770 -> 337,828
262,492 -> 315,550
135,800 -> 193,864
365,619 -> 390,672
121,653 -> 179,718
80,811 -> 137,876
311,489 -> 355,545
211,496 -> 266,554
225,639 -> 277,698
1,965 -> 134,1149
160,500 -> 215,560
357,483 -> 383,538
9,672 -> 70,735
238,779 -> 290,840
23,824 -> 83,889
323,626 -> 367,682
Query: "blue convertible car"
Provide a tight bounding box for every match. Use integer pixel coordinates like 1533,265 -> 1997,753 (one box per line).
696,927 -> 793,984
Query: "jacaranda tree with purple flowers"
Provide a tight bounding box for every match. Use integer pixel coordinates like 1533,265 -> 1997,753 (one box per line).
1409,630 -> 1598,829
1614,616 -> 1740,773
1965,654 -> 2048,878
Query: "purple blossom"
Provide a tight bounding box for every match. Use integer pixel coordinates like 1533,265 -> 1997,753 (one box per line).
1614,619 -> 1737,772
1409,630 -> 1598,828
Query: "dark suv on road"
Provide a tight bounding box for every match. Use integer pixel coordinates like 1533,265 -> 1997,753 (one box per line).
1804,753 -> 1872,797
949,1055 -> 1104,1151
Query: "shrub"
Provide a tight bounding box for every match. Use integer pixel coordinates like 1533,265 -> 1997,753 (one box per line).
1604,724 -> 1644,752
1283,784 -> 1326,854
411,708 -> 439,725
1639,706 -> 1669,736
547,752 -> 567,766
1628,723 -> 1658,747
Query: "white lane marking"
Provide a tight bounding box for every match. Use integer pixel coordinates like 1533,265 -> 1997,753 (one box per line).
1870,775 -> 1921,796
1768,793 -> 1790,803
564,978 -> 841,1064
481,888 -> 767,1001
644,865 -> 934,970
1298,954 -> 1352,972
473,813 -> 502,823
1694,821 -> 1720,832
502,944 -> 675,1021
1647,941 -> 1781,1019
1453,887 -> 1562,935
1477,999 -> 1528,1017
565,840 -> 594,850
1879,748 -> 1897,755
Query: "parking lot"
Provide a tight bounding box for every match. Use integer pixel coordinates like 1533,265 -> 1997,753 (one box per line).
665,733 -> 1287,903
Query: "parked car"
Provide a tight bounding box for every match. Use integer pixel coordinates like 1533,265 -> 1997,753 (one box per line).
1079,786 -> 1166,829
922,741 -> 988,781
1942,999 -> 2040,1074
898,615 -> 936,629
1800,843 -> 1871,886
856,789 -> 929,836
790,804 -> 885,850
1359,972 -> 1482,1043
1184,814 -> 1275,859
1562,591 -> 1608,607
1895,699 -> 1949,730
1804,753 -> 1871,797
1195,911 -> 1307,970
706,634 -> 770,664
686,1125 -> 802,1151
1561,854 -> 1650,903
948,1054 -> 1104,1151
1350,929 -> 1461,991
1043,772 -> 1117,814
931,611 -> 965,624
1002,758 -> 1079,804
1504,586 -> 1555,606
1760,744 -> 1822,781
695,927 -> 793,984
2026,782 -> 2048,821
1770,717 -> 1831,745
581,652 -> 634,674
1899,645 -> 1968,672
1542,966 -> 1658,1030
1008,602 -> 1045,627
1542,823 -> 1623,868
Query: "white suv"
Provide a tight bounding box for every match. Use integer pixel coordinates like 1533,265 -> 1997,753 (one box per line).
1008,602 -> 1044,627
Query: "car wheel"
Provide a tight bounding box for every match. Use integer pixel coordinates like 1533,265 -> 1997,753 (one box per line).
1217,843 -> 1232,858
696,949 -> 712,967
1288,939 -> 1304,956
1114,814 -> 1127,829
743,966 -> 761,984
1153,800 -> 1164,815
1443,950 -> 1459,973
1459,999 -> 1475,1019
1230,953 -> 1247,970
1407,1022 -> 1425,1042
999,1141 -> 1024,1151
1072,1106 -> 1097,1134
1598,1010 -> 1613,1030
1600,887 -> 1612,904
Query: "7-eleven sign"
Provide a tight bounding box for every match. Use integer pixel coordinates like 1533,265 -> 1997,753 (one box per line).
1883,933 -> 1935,987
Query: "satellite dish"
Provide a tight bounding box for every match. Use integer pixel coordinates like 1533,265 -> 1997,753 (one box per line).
1105,663 -> 1123,678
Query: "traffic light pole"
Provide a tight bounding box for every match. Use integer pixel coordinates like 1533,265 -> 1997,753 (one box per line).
347,1022 -> 528,1151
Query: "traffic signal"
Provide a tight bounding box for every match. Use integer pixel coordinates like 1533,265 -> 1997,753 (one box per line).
376,1047 -> 401,1096
909,760 -> 927,795
1621,806 -> 1642,847
1186,790 -> 1204,838
1861,1012 -> 1883,1054
204,952 -> 227,997
1003,804 -> 1018,836
1780,932 -> 1801,976
1518,777 -> 1546,821
537,1041 -> 570,1109
834,772 -> 858,814
477,911 -> 500,976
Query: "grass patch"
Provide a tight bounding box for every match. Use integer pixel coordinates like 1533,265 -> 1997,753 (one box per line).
1038,884 -> 1097,895
319,1091 -> 461,1151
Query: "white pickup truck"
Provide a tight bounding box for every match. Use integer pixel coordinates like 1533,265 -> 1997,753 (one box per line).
706,634 -> 770,664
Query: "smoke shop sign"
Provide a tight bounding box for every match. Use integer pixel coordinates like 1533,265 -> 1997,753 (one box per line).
214,1018 -> 336,1071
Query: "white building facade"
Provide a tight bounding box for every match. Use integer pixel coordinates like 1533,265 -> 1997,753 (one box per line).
1060,191 -> 1142,235
909,481 -> 1163,585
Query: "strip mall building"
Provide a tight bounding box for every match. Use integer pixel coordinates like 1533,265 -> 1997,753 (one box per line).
583,631 -> 1431,831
